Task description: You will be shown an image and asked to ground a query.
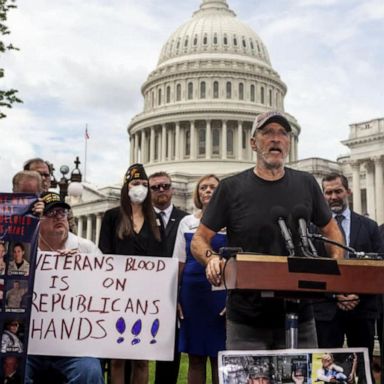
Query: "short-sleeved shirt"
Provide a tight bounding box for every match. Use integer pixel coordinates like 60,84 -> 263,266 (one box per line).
202,167 -> 332,327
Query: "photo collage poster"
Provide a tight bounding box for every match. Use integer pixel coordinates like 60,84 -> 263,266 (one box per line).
219,348 -> 371,384
0,193 -> 39,383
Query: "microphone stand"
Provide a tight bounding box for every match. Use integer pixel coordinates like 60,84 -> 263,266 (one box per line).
308,233 -> 384,260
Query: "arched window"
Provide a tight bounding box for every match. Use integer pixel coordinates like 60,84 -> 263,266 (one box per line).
151,91 -> 155,107
184,36 -> 189,47
239,83 -> 244,100
158,89 -> 162,105
198,128 -> 206,156
203,35 -> 208,45
261,86 -> 265,104
223,35 -> 228,45
227,128 -> 234,156
269,89 -> 273,106
185,128 -> 190,157
176,84 -> 181,101
213,81 -> 219,99
188,82 -> 193,100
250,84 -> 255,102
212,127 -> 220,155
242,38 -> 246,48
250,40 -> 254,50
226,82 -> 232,99
200,81 -> 206,99
166,86 -> 171,103
233,36 -> 237,46
193,35 -> 198,45
213,33 -> 218,45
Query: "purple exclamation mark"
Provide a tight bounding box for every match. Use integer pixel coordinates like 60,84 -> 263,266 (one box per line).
131,319 -> 142,345
150,319 -> 160,344
116,317 -> 126,344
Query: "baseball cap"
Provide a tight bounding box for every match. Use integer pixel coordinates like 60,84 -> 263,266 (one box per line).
251,111 -> 292,136
41,192 -> 71,214
124,163 -> 148,184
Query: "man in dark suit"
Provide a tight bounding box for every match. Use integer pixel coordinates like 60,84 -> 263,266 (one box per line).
149,171 -> 188,384
314,173 -> 384,368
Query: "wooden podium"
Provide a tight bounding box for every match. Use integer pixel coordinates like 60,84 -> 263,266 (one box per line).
222,253 -> 384,359
224,254 -> 384,295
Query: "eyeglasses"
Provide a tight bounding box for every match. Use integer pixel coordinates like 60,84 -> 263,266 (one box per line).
150,183 -> 171,192
38,172 -> 51,178
44,208 -> 68,219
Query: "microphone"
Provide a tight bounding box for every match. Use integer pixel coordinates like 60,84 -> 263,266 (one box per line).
271,206 -> 295,256
292,205 -> 317,257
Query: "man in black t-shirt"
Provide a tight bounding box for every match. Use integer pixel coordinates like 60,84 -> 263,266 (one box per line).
191,111 -> 344,349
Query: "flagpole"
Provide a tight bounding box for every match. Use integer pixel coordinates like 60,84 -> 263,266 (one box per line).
84,124 -> 88,182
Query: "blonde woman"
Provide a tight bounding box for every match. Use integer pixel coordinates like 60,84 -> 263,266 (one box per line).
173,174 -> 227,384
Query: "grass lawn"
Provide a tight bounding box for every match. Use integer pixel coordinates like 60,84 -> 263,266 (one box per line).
149,353 -> 213,384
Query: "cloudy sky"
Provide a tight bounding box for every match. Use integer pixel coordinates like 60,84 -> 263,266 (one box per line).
1,0 -> 383,192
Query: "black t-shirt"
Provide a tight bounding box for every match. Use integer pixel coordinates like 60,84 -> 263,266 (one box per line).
202,167 -> 332,327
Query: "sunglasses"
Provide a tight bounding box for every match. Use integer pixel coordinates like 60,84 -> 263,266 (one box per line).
44,208 -> 69,219
150,183 -> 171,192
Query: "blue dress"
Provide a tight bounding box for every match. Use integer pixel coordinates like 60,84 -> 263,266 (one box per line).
173,214 -> 227,357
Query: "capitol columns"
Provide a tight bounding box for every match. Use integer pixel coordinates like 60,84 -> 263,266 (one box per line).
129,136 -> 134,164
150,126 -> 155,163
141,129 -> 147,163
77,216 -> 84,238
364,160 -> 375,218
222,120 -> 227,160
161,124 -> 166,162
237,121 -> 243,160
374,156 -> 384,224
86,215 -> 92,241
190,120 -> 196,159
95,213 -> 103,246
206,120 -> 212,159
134,133 -> 139,164
175,122 -> 181,161
351,160 -> 362,214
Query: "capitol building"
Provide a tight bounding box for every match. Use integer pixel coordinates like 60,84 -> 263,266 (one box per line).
71,0 -> 384,245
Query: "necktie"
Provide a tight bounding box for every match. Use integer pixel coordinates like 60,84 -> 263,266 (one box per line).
160,211 -> 167,228
335,214 -> 346,242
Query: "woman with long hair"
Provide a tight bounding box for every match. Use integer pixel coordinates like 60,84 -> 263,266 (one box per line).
173,174 -> 227,384
99,163 -> 165,384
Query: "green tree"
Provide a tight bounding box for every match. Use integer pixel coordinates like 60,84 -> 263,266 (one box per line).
0,0 -> 22,119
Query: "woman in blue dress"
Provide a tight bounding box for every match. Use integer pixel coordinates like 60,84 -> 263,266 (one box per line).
173,174 -> 227,384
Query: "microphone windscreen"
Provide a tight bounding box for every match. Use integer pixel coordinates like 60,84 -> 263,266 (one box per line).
270,206 -> 289,221
292,204 -> 310,222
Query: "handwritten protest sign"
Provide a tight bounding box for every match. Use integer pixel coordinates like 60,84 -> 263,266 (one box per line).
29,252 -> 178,360
0,193 -> 40,382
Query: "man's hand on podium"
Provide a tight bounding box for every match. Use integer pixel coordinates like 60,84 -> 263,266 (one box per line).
336,294 -> 360,311
205,255 -> 225,286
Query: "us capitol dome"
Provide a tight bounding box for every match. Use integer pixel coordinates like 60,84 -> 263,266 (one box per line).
128,0 -> 300,209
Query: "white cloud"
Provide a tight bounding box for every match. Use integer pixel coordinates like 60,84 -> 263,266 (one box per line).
1,0 -> 383,193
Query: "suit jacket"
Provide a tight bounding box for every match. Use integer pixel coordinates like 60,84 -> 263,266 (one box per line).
163,205 -> 188,258
314,211 -> 384,321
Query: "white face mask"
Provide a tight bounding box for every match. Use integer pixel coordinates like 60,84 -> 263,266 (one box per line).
128,185 -> 148,204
